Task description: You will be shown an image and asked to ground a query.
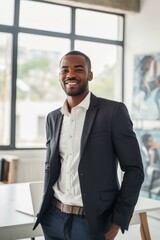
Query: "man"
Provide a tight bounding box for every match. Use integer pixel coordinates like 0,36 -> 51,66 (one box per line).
33,50 -> 144,240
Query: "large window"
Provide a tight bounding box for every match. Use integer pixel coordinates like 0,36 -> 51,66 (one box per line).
0,0 -> 124,149
0,33 -> 12,146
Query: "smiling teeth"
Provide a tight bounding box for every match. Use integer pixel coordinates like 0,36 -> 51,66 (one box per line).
67,82 -> 77,85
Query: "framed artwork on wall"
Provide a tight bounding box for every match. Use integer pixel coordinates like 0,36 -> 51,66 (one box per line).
135,128 -> 160,200
131,53 -> 160,120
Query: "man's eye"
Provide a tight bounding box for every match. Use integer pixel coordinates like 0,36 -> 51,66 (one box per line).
61,69 -> 68,74
75,69 -> 83,72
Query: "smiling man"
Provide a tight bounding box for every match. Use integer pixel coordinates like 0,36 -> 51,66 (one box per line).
33,50 -> 144,240
59,53 -> 93,108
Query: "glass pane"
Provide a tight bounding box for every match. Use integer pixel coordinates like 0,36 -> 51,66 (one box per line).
76,9 -> 123,41
0,33 -> 12,145
75,40 -> 122,101
19,0 -> 71,33
16,33 -> 70,148
0,0 -> 14,25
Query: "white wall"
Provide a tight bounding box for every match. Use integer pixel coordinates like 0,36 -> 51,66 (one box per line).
124,0 -> 160,111
1,150 -> 46,182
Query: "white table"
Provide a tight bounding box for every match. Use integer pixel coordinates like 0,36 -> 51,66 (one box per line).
0,183 -> 43,240
0,183 -> 160,240
130,196 -> 160,240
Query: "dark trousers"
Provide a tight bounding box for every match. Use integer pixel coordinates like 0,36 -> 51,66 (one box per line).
40,204 -> 105,240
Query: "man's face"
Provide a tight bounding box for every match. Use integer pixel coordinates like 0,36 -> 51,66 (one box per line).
59,54 -> 93,97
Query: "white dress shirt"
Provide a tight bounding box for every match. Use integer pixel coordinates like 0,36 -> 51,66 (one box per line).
53,92 -> 91,206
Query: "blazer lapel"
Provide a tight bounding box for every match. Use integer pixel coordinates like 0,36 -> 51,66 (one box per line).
48,110 -> 63,182
80,94 -> 98,158
55,111 -> 63,142
54,110 -> 63,145
49,110 -> 63,158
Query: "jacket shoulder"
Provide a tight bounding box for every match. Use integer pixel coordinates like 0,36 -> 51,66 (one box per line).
47,107 -> 61,119
97,97 -> 120,105
96,96 -> 125,111
91,93 -> 120,105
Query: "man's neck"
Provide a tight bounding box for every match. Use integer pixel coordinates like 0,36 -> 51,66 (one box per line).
66,92 -> 89,112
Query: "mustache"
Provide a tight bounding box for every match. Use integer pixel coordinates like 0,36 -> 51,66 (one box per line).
64,77 -> 79,84
65,77 -> 78,81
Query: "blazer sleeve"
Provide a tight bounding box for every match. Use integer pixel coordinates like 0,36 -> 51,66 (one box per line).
111,102 -> 144,231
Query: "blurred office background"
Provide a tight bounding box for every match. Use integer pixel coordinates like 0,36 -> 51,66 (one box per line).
0,0 -> 160,238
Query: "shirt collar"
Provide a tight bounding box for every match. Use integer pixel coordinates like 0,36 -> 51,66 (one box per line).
61,92 -> 91,116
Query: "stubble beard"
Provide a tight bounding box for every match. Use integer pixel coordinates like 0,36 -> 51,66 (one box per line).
62,79 -> 89,97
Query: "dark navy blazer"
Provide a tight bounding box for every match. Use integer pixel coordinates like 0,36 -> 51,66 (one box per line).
33,93 -> 144,236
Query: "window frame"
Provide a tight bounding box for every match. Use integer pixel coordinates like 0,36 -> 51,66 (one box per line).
0,0 -> 125,150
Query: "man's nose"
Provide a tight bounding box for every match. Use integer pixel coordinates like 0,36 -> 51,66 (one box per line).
66,70 -> 76,79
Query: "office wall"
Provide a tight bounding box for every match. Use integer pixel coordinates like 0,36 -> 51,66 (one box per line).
124,0 -> 160,199
124,0 -> 160,110
1,150 -> 45,182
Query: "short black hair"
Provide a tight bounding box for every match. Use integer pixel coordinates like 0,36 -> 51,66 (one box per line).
60,50 -> 92,71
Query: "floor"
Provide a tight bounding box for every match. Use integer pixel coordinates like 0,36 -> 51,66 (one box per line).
22,212 -> 160,240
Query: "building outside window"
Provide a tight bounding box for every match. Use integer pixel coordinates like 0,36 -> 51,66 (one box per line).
0,0 -> 124,149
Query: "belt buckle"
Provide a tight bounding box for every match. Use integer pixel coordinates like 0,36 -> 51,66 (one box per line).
61,203 -> 72,214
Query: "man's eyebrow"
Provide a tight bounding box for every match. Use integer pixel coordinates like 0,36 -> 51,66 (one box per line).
74,65 -> 84,68
61,65 -> 84,69
61,65 -> 68,69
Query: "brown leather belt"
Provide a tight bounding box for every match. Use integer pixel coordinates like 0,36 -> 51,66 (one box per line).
54,199 -> 85,216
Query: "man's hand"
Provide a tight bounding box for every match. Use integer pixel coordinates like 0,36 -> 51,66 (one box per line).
104,224 -> 120,240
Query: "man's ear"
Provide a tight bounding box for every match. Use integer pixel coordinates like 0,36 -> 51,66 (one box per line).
88,71 -> 93,81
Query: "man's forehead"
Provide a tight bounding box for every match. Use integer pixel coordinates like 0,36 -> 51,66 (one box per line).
61,54 -> 85,62
60,55 -> 86,67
